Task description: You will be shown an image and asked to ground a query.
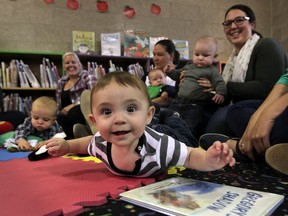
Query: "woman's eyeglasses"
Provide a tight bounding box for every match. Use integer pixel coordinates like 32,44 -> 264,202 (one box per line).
222,16 -> 250,28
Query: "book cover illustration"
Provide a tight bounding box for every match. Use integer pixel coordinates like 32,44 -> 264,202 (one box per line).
101,32 -> 121,56
120,177 -> 284,216
173,39 -> 189,60
72,31 -> 95,54
149,36 -> 168,57
124,30 -> 149,58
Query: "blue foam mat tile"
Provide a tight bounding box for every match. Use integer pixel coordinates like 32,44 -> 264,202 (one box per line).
0,148 -> 29,161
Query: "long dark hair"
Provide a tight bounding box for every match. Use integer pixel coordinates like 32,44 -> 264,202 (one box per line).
155,39 -> 180,65
224,4 -> 263,38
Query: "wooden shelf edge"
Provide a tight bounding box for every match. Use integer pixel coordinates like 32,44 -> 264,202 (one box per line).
2,87 -> 56,91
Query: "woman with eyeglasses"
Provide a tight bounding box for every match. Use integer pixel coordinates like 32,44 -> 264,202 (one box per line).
204,4 -> 287,135
199,5 -> 288,175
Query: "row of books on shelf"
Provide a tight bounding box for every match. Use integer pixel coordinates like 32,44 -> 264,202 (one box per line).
3,94 -> 32,116
73,30 -> 189,59
0,58 -> 60,88
86,60 -> 144,79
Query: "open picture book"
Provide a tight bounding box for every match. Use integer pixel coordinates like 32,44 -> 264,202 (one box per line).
120,177 -> 284,216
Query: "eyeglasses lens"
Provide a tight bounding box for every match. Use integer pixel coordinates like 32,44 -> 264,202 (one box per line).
223,17 -> 249,28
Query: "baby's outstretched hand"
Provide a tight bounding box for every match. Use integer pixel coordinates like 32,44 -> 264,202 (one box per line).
46,138 -> 70,157
206,141 -> 235,169
212,93 -> 225,104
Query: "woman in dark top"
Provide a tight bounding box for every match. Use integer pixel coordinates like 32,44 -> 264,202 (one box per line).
56,52 -> 97,139
204,4 -> 288,135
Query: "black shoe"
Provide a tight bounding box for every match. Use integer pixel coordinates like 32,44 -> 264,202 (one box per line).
199,133 -> 229,150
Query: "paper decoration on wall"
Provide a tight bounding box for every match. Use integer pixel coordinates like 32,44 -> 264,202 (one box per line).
124,5 -> 135,18
96,0 -> 108,12
43,0 -> 55,4
151,3 -> 161,15
66,0 -> 80,10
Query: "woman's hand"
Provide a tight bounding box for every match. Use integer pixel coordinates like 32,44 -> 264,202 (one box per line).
160,92 -> 169,100
197,78 -> 213,92
179,71 -> 186,88
163,64 -> 176,75
152,97 -> 170,107
239,113 -> 272,161
61,104 -> 75,115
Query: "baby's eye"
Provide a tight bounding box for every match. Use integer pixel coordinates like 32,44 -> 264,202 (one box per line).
127,106 -> 136,113
102,108 -> 112,115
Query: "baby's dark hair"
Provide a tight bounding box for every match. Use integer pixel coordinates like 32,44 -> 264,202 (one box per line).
155,39 -> 180,65
90,71 -> 152,111
225,4 -> 263,38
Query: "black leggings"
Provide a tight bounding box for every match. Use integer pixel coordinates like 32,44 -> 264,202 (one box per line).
227,100 -> 288,145
57,105 -> 86,140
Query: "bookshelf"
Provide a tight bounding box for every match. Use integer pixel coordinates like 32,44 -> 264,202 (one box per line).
77,53 -> 151,74
219,60 -> 226,74
0,51 -> 195,114
0,50 -> 63,98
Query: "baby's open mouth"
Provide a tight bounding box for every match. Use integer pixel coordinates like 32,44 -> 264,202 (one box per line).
113,130 -> 130,135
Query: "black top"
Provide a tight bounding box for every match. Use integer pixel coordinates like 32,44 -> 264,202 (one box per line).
61,88 -> 72,108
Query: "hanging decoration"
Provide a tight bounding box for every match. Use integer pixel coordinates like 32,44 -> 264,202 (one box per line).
43,0 -> 55,4
151,3 -> 161,15
66,0 -> 80,10
123,5 -> 135,18
96,0 -> 108,12
42,1 -> 160,19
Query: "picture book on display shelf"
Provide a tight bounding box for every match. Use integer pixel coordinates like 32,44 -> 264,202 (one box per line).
120,177 -> 284,216
72,31 -> 95,54
101,32 -> 121,56
173,39 -> 189,60
124,30 -> 149,58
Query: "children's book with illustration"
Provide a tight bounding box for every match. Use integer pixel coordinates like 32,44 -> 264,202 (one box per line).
120,177 -> 284,216
124,30 -> 149,58
72,31 -> 95,54
101,32 -> 121,56
173,39 -> 189,60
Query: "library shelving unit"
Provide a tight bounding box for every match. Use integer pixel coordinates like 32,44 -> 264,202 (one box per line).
77,53 -> 192,77
0,50 -> 64,99
0,51 -> 197,100
77,53 -> 151,75
219,60 -> 226,74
